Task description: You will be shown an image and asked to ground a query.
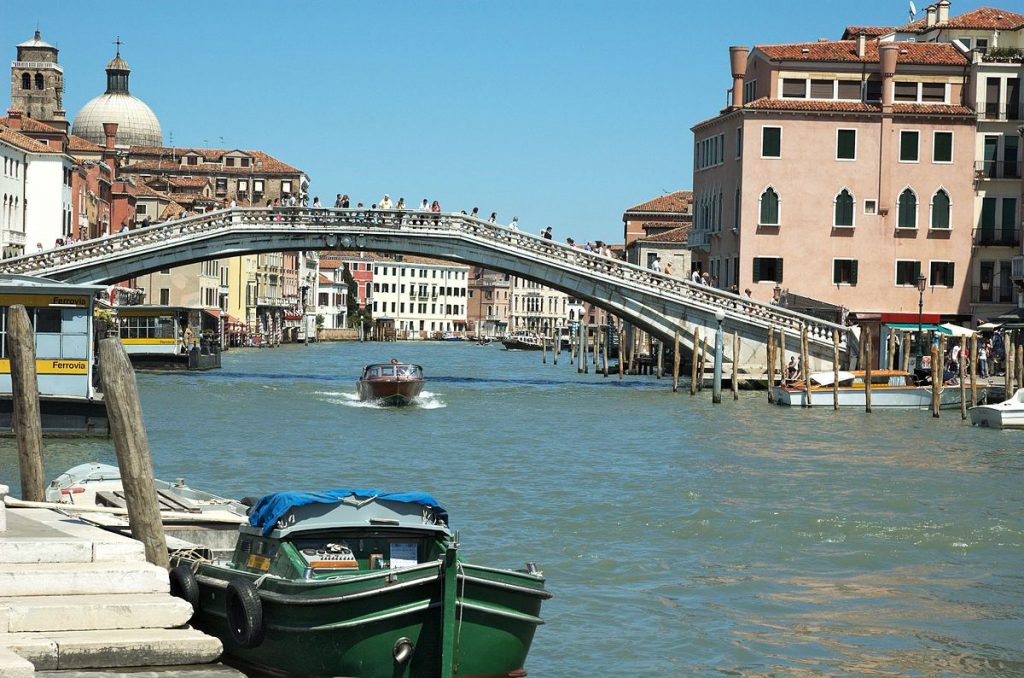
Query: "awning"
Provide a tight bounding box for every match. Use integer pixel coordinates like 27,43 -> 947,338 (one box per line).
203,308 -> 245,327
885,322 -> 949,334
939,323 -> 976,337
977,322 -> 1002,331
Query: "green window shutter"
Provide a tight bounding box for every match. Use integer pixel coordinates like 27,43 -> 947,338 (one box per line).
1002,198 -> 1018,242
933,132 -> 952,162
833,260 -> 841,284
946,262 -> 955,288
762,128 -> 781,157
899,131 -> 919,162
931,190 -> 950,229
753,258 -> 762,282
777,258 -> 784,283
913,261 -> 921,283
981,197 -> 997,242
851,260 -> 859,286
837,130 -> 856,159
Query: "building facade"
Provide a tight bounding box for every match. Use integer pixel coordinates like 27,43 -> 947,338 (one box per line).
689,37 -> 976,320
371,255 -> 469,339
467,267 -> 511,338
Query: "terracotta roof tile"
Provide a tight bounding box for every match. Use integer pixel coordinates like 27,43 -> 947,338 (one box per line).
0,116 -> 63,134
900,6 -> 1024,31
0,125 -> 59,153
639,226 -> 692,243
756,40 -> 967,66
134,183 -> 171,199
744,97 -> 974,116
625,191 -> 693,214
125,146 -> 303,175
842,25 -> 898,38
166,176 -> 209,188
318,273 -> 334,284
68,135 -> 105,153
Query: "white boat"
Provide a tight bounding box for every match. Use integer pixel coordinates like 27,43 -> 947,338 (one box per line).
774,370 -> 986,409
44,462 -> 248,554
501,330 -> 544,350
969,388 -> 1024,429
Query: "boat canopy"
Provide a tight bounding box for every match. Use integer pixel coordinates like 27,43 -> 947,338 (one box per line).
809,371 -> 855,386
249,489 -> 448,535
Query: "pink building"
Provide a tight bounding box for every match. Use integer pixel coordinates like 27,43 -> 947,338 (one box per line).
690,38 -> 976,320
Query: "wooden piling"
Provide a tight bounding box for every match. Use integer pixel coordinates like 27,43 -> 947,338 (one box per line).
602,327 -> 609,377
858,328 -> 865,370
801,324 -> 811,408
618,328 -> 625,379
864,327 -> 873,413
832,328 -> 840,411
8,305 -> 45,502
970,333 -> 978,406
698,333 -> 708,392
570,328 -> 576,366
542,333 -> 547,364
732,332 -> 739,401
593,327 -> 599,367
583,328 -> 589,375
767,325 -> 775,403
1017,342 -> 1023,395
690,327 -> 700,396
1006,335 -> 1014,397
97,337 -> 169,568
931,335 -> 941,418
902,332 -> 912,373
553,330 -> 559,365
959,336 -> 967,420
778,328 -> 786,393
672,331 -> 680,392
656,339 -> 664,379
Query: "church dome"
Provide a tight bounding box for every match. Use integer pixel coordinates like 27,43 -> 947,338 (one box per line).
71,49 -> 162,148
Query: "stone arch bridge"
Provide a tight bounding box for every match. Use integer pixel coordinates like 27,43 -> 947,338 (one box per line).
0,208 -> 849,373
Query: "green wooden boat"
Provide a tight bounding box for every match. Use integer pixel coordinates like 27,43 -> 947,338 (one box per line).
168,489 -> 550,677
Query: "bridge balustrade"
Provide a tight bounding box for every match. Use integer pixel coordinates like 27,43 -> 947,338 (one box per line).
0,207 -> 847,351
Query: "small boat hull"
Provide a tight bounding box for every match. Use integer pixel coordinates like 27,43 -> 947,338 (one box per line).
969,388 -> 1024,428
774,385 -> 985,409
357,379 -> 424,405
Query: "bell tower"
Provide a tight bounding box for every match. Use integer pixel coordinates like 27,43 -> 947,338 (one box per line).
10,30 -> 68,132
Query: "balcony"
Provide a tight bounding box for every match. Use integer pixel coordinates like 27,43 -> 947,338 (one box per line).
1,229 -> 26,246
1013,256 -> 1024,282
975,159 -> 1022,180
687,229 -> 711,249
12,60 -> 62,73
973,227 -> 1020,247
971,284 -> 1016,304
977,100 -> 1023,122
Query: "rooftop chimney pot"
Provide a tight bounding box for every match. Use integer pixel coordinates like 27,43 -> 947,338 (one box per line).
728,46 -> 750,109
926,6 -> 937,27
937,0 -> 950,24
857,32 -> 867,57
102,122 -> 118,151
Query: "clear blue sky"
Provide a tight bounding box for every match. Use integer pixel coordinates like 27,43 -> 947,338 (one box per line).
1,1 -> 993,244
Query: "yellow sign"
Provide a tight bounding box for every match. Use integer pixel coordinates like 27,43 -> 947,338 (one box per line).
246,554 -> 271,572
121,338 -> 177,345
0,359 -> 89,375
0,294 -> 90,308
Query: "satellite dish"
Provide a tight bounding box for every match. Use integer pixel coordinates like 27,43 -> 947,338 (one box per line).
909,0 -> 917,18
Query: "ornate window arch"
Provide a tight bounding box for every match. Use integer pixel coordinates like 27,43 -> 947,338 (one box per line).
897,188 -> 917,229
21,73 -> 30,89
930,188 -> 951,229
834,188 -> 855,227
758,186 -> 779,225
34,73 -> 44,90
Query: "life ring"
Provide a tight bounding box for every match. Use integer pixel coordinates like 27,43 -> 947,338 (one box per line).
168,564 -> 200,619
225,579 -> 264,648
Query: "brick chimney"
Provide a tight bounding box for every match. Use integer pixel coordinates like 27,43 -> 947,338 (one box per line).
937,0 -> 950,24
926,5 -> 937,27
102,122 -> 118,151
5,109 -> 23,131
729,46 -> 750,109
880,44 -> 900,112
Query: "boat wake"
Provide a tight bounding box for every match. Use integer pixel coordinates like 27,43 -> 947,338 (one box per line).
315,391 -> 446,409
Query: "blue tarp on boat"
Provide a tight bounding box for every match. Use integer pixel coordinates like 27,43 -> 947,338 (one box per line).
248,489 -> 448,535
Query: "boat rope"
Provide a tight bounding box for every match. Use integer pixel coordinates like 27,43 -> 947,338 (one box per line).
454,560 -> 466,667
253,573 -> 271,589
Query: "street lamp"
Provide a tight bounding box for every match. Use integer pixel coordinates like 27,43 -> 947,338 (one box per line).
916,273 -> 927,369
713,308 -> 726,403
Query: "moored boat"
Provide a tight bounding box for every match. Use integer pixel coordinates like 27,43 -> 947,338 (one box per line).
501,330 -> 543,351
357,361 -> 424,406
168,489 -> 551,678
774,370 -> 986,409
969,388 -> 1024,428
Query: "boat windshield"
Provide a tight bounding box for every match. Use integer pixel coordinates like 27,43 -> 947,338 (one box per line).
363,365 -> 422,379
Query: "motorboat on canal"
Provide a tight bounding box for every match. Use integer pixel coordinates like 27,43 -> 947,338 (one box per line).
39,462 -> 248,554
168,489 -> 551,678
773,370 -> 987,409
357,361 -> 424,406
969,388 -> 1024,429
501,330 -> 544,351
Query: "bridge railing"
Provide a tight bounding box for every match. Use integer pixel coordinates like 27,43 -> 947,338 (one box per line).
0,207 -> 847,348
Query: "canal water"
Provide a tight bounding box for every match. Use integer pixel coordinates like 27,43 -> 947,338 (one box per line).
6,342 -> 1023,676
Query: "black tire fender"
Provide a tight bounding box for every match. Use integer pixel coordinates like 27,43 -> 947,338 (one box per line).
225,579 -> 264,648
168,564 -> 200,618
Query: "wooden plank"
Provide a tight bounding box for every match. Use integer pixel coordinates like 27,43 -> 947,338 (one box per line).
9,305 -> 45,502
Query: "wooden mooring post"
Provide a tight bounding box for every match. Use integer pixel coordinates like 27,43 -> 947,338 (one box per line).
903,332 -> 912,373
767,325 -> 775,403
698,332 -> 708,392
801,324 -> 811,408
959,336 -> 967,420
656,339 -> 664,379
832,328 -> 840,411
672,331 -> 681,392
618,328 -> 625,380
970,333 -> 978,406
1017,342 -> 1023,395
731,332 -> 739,401
931,334 -> 941,418
582,328 -> 589,375
553,329 -> 559,366
778,328 -> 786,394
542,333 -> 547,364
691,326 -> 700,396
864,327 -> 873,413
1006,335 -> 1014,397
9,305 -> 46,502
97,337 -> 169,567
887,329 -> 896,370
602,327 -> 609,377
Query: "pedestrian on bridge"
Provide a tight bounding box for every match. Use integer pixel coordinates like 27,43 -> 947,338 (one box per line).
312,196 -> 323,209
380,195 -> 393,209
341,195 -> 350,208
431,200 -> 441,213
421,199 -> 429,211
334,194 -> 344,208
396,197 -> 406,210
470,207 -> 479,219
489,212 -> 497,223
542,226 -> 552,240
509,216 -> 519,230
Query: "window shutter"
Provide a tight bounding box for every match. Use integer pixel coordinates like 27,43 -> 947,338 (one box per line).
753,258 -> 762,282
777,258 -> 784,283
946,262 -> 955,288
913,261 -> 921,283
851,260 -> 859,286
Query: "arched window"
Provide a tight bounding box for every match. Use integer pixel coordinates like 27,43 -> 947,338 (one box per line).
834,189 -> 855,227
759,187 -> 779,225
898,189 -> 917,229
34,73 -> 44,90
930,189 -> 950,229
21,73 -> 30,89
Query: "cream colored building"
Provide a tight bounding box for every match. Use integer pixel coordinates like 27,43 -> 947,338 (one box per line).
507,277 -> 584,335
371,255 -> 469,339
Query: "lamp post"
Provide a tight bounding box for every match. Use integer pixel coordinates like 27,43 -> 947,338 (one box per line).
713,308 -> 726,403
916,273 -> 927,368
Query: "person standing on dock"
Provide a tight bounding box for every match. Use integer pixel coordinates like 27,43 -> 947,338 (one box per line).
979,340 -> 990,378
